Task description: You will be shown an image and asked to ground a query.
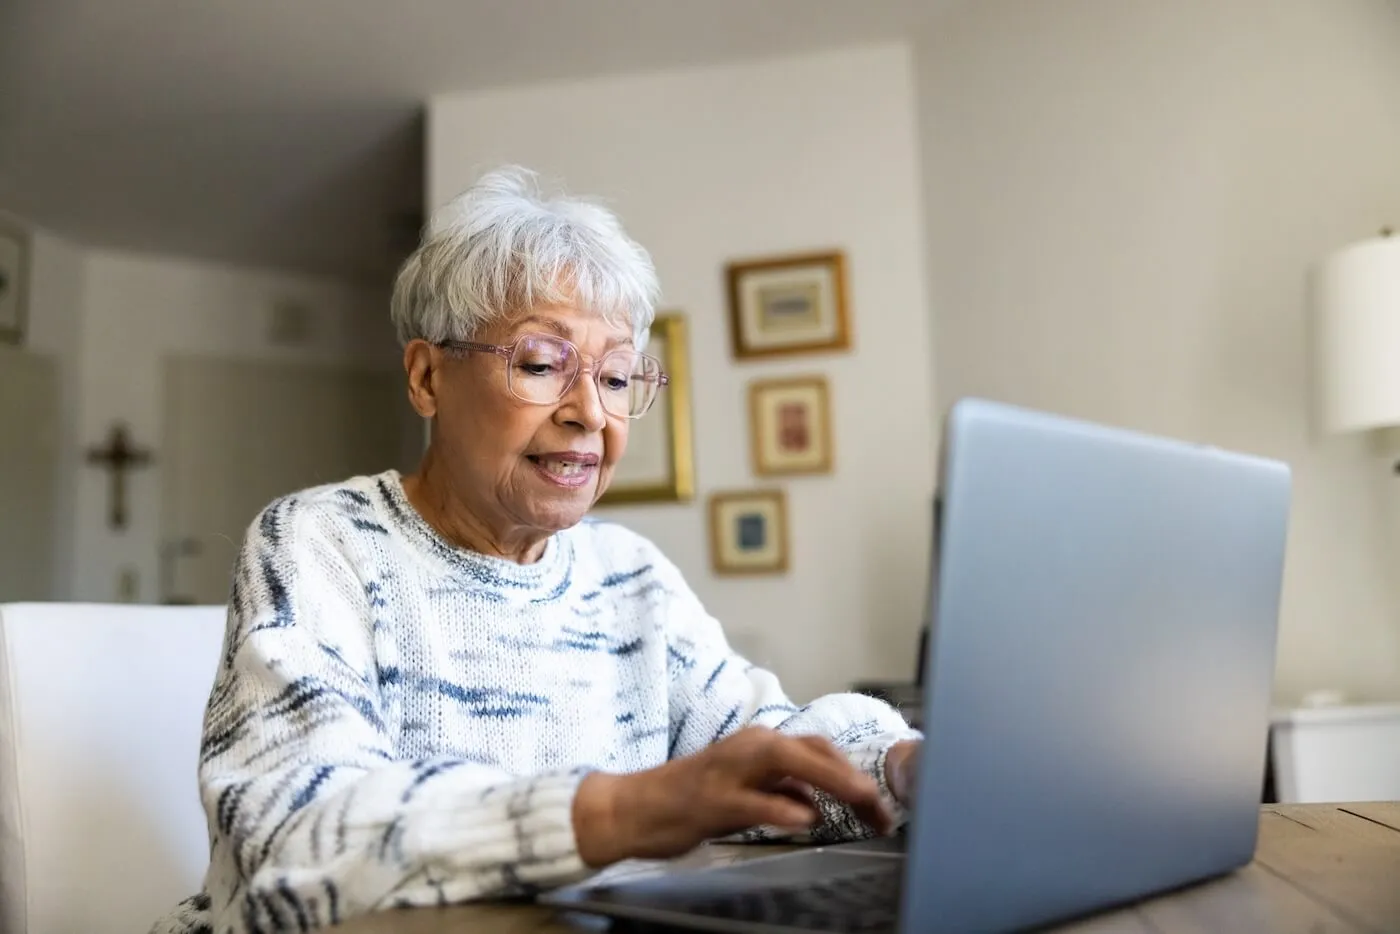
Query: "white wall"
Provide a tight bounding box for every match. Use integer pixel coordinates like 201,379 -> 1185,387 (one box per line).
73,249 -> 401,604
917,0 -> 1400,703
428,43 -> 936,702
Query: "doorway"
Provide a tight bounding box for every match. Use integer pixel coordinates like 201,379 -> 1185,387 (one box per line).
0,348 -> 60,601
160,355 -> 419,605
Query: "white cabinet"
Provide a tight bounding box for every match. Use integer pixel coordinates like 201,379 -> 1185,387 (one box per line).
1271,702 -> 1400,803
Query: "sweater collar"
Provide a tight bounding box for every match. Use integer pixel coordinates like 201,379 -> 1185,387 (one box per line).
375,470 -> 572,597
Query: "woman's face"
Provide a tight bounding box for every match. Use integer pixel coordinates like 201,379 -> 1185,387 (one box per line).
425,304 -> 632,539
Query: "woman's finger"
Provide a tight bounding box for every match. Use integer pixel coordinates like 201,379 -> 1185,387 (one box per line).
761,737 -> 881,809
783,748 -> 894,835
794,734 -> 850,766
846,792 -> 896,837
771,776 -> 818,809
724,789 -> 821,835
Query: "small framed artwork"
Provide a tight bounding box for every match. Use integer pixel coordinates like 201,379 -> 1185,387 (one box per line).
0,216 -> 31,346
709,489 -> 789,575
726,250 -> 850,359
597,312 -> 696,505
749,376 -> 833,476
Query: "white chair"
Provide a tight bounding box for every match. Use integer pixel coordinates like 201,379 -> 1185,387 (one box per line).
0,603 -> 226,934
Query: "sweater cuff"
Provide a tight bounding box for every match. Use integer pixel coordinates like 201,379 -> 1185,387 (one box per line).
411,769 -> 595,891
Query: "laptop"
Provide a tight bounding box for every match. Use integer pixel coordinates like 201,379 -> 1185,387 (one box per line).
542,398 -> 1292,934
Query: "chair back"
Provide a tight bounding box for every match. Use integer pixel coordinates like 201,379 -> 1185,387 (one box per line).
0,602 -> 226,934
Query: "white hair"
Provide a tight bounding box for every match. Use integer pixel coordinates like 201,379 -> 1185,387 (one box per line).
390,166 -> 660,347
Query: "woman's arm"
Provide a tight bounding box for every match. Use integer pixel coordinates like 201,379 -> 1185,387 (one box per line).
656,558 -> 922,842
200,499 -> 593,933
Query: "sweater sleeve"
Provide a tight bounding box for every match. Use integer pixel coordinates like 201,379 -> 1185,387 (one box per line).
199,498 -> 593,933
656,555 -> 923,843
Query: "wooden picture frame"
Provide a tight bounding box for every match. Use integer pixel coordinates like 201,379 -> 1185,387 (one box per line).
709,489 -> 789,575
726,250 -> 850,359
749,375 -> 833,476
597,313 -> 696,505
0,216 -> 31,346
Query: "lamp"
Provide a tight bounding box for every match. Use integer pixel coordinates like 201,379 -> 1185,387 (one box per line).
1311,229 -> 1400,441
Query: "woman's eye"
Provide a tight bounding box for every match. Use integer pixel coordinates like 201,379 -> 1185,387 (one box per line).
518,360 -> 561,376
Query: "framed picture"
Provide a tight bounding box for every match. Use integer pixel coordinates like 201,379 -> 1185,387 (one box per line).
749,375 -> 833,476
597,313 -> 696,505
709,489 -> 788,575
726,250 -> 850,359
0,217 -> 30,346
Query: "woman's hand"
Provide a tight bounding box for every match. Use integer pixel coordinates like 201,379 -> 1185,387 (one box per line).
572,726 -> 895,867
884,740 -> 921,808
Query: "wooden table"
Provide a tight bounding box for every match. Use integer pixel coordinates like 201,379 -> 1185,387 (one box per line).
336,802 -> 1400,933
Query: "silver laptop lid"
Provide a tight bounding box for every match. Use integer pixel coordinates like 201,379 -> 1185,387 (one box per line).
903,399 -> 1290,933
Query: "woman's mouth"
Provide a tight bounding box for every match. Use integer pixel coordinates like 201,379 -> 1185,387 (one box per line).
526,453 -> 599,488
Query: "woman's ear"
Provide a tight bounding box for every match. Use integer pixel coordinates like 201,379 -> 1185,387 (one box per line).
403,340 -> 439,419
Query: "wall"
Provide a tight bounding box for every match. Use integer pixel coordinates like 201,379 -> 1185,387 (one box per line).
427,43 -> 936,702
917,0 -> 1400,703
73,249 -> 403,604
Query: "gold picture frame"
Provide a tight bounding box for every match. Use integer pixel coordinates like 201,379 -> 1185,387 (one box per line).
709,489 -> 789,575
726,250 -> 851,359
597,312 -> 696,505
749,375 -> 833,476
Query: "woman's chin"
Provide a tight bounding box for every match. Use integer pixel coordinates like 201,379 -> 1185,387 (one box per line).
520,492 -> 595,532
512,466 -> 614,531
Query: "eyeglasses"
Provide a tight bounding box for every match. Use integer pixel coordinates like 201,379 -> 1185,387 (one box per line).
437,334 -> 669,419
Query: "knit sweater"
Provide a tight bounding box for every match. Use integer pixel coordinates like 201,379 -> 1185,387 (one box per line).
151,470 -> 920,934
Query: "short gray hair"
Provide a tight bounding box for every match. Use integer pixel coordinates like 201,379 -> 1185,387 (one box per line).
390,166 -> 660,347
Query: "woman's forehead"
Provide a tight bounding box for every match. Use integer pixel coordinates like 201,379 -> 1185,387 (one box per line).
504,305 -> 634,345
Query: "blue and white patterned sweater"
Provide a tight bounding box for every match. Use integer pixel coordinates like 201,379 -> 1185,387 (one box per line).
152,470 -> 920,934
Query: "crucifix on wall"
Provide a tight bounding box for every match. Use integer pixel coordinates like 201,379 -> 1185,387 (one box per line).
86,422 -> 153,531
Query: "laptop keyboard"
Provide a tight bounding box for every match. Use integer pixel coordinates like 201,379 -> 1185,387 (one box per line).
624,860 -> 903,933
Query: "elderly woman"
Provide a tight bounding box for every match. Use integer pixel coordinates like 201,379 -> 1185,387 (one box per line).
153,166 -> 923,934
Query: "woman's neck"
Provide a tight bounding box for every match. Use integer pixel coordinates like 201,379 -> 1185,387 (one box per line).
401,456 -> 550,565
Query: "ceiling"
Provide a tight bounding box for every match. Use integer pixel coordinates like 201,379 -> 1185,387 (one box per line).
0,1 -> 939,283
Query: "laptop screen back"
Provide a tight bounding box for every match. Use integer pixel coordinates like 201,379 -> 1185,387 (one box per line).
901,399 -> 1290,933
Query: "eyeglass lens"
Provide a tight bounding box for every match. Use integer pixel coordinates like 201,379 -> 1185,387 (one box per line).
508,335 -> 660,417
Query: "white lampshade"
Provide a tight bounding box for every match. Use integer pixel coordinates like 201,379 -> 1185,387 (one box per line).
1311,233 -> 1400,434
